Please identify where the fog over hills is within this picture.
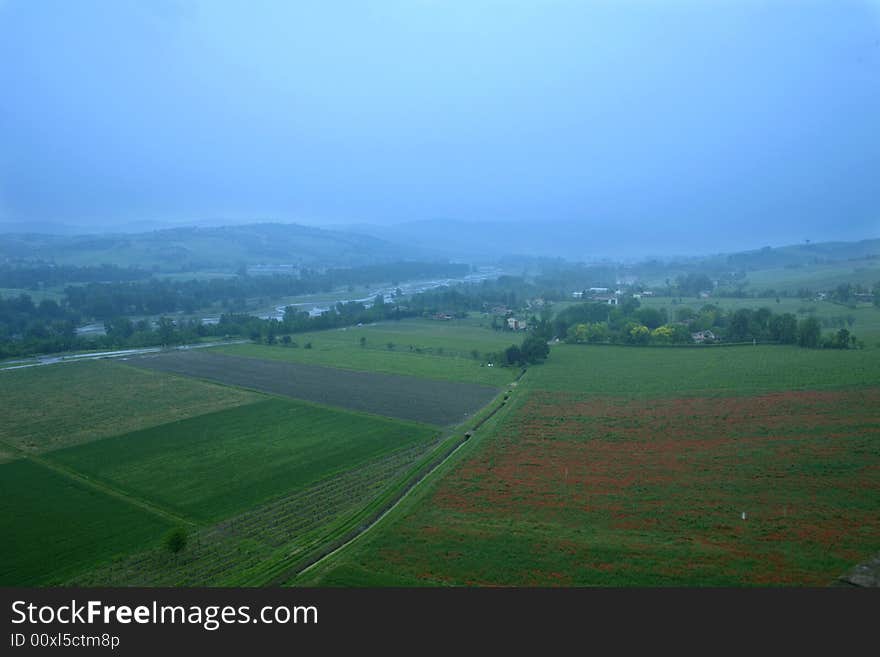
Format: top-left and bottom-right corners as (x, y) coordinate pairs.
(0, 222), (425, 270)
(333, 219), (879, 262)
(1, 217), (877, 272)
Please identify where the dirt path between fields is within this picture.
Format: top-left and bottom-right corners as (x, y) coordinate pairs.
(278, 368), (526, 585)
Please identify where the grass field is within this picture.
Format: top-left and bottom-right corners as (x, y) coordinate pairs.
(0, 286), (65, 303)
(0, 360), (261, 454)
(48, 398), (437, 523)
(8, 309), (878, 588)
(0, 446), (16, 464)
(212, 318), (518, 387)
(295, 344), (880, 587)
(70, 440), (441, 586)
(129, 350), (501, 426)
(634, 258), (880, 294)
(740, 260), (880, 293)
(527, 344), (880, 396)
(0, 459), (173, 585)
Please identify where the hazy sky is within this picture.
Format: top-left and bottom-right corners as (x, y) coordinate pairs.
(1, 0), (878, 246)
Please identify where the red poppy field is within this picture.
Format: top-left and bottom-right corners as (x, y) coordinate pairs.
(327, 387), (880, 586)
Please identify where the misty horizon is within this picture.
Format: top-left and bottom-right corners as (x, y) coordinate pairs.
(1, 1), (879, 256)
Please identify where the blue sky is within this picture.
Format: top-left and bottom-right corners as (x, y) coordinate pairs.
(0, 0), (878, 250)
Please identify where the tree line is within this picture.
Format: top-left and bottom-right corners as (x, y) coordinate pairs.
(0, 263), (151, 288)
(63, 262), (469, 318)
(556, 300), (859, 349)
(0, 261), (469, 358)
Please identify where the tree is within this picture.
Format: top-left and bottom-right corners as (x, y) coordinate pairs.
(504, 344), (523, 366)
(359, 336), (367, 348)
(164, 527), (188, 555)
(651, 325), (675, 343)
(635, 307), (666, 330)
(625, 323), (650, 345)
(264, 323), (277, 345)
(676, 273), (713, 297)
(833, 283), (852, 303)
(769, 313), (797, 344)
(833, 328), (851, 349)
(729, 309), (753, 341)
(675, 307), (696, 322)
(520, 334), (549, 363)
(156, 316), (176, 345)
(669, 323), (693, 344)
(797, 317), (821, 348)
(569, 322), (608, 344)
(104, 316), (134, 342)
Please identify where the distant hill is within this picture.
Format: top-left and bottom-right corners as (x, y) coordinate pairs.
(717, 239), (880, 269)
(0, 222), (422, 271)
(2, 218), (876, 272)
(338, 219), (880, 263)
(338, 219), (609, 262)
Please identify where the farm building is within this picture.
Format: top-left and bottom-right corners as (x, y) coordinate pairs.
(507, 317), (528, 330)
(691, 330), (716, 343)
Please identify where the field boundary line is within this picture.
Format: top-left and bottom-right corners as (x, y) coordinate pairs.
(282, 434), (472, 583)
(0, 438), (195, 528)
(283, 369), (526, 584)
(34, 455), (196, 527)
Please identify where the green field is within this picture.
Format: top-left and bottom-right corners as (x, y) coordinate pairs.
(295, 343), (880, 587)
(740, 260), (880, 293)
(0, 459), (173, 585)
(526, 343), (880, 396)
(0, 360), (261, 454)
(0, 444), (20, 464)
(49, 398), (437, 522)
(0, 287), (65, 303)
(69, 440), (440, 586)
(7, 305), (878, 588)
(1, 357), (444, 586)
(213, 318), (518, 386)
(633, 256), (880, 294)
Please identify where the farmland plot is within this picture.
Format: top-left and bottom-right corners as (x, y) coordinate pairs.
(0, 359), (261, 454)
(527, 344), (880, 396)
(214, 317), (516, 387)
(128, 350), (499, 426)
(0, 459), (173, 585)
(310, 387), (880, 586)
(70, 440), (440, 586)
(49, 398), (437, 523)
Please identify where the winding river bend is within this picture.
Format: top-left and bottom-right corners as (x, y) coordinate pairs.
(204, 265), (502, 323)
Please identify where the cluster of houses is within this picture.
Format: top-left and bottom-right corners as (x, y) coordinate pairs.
(571, 287), (621, 305)
(691, 330), (716, 343)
